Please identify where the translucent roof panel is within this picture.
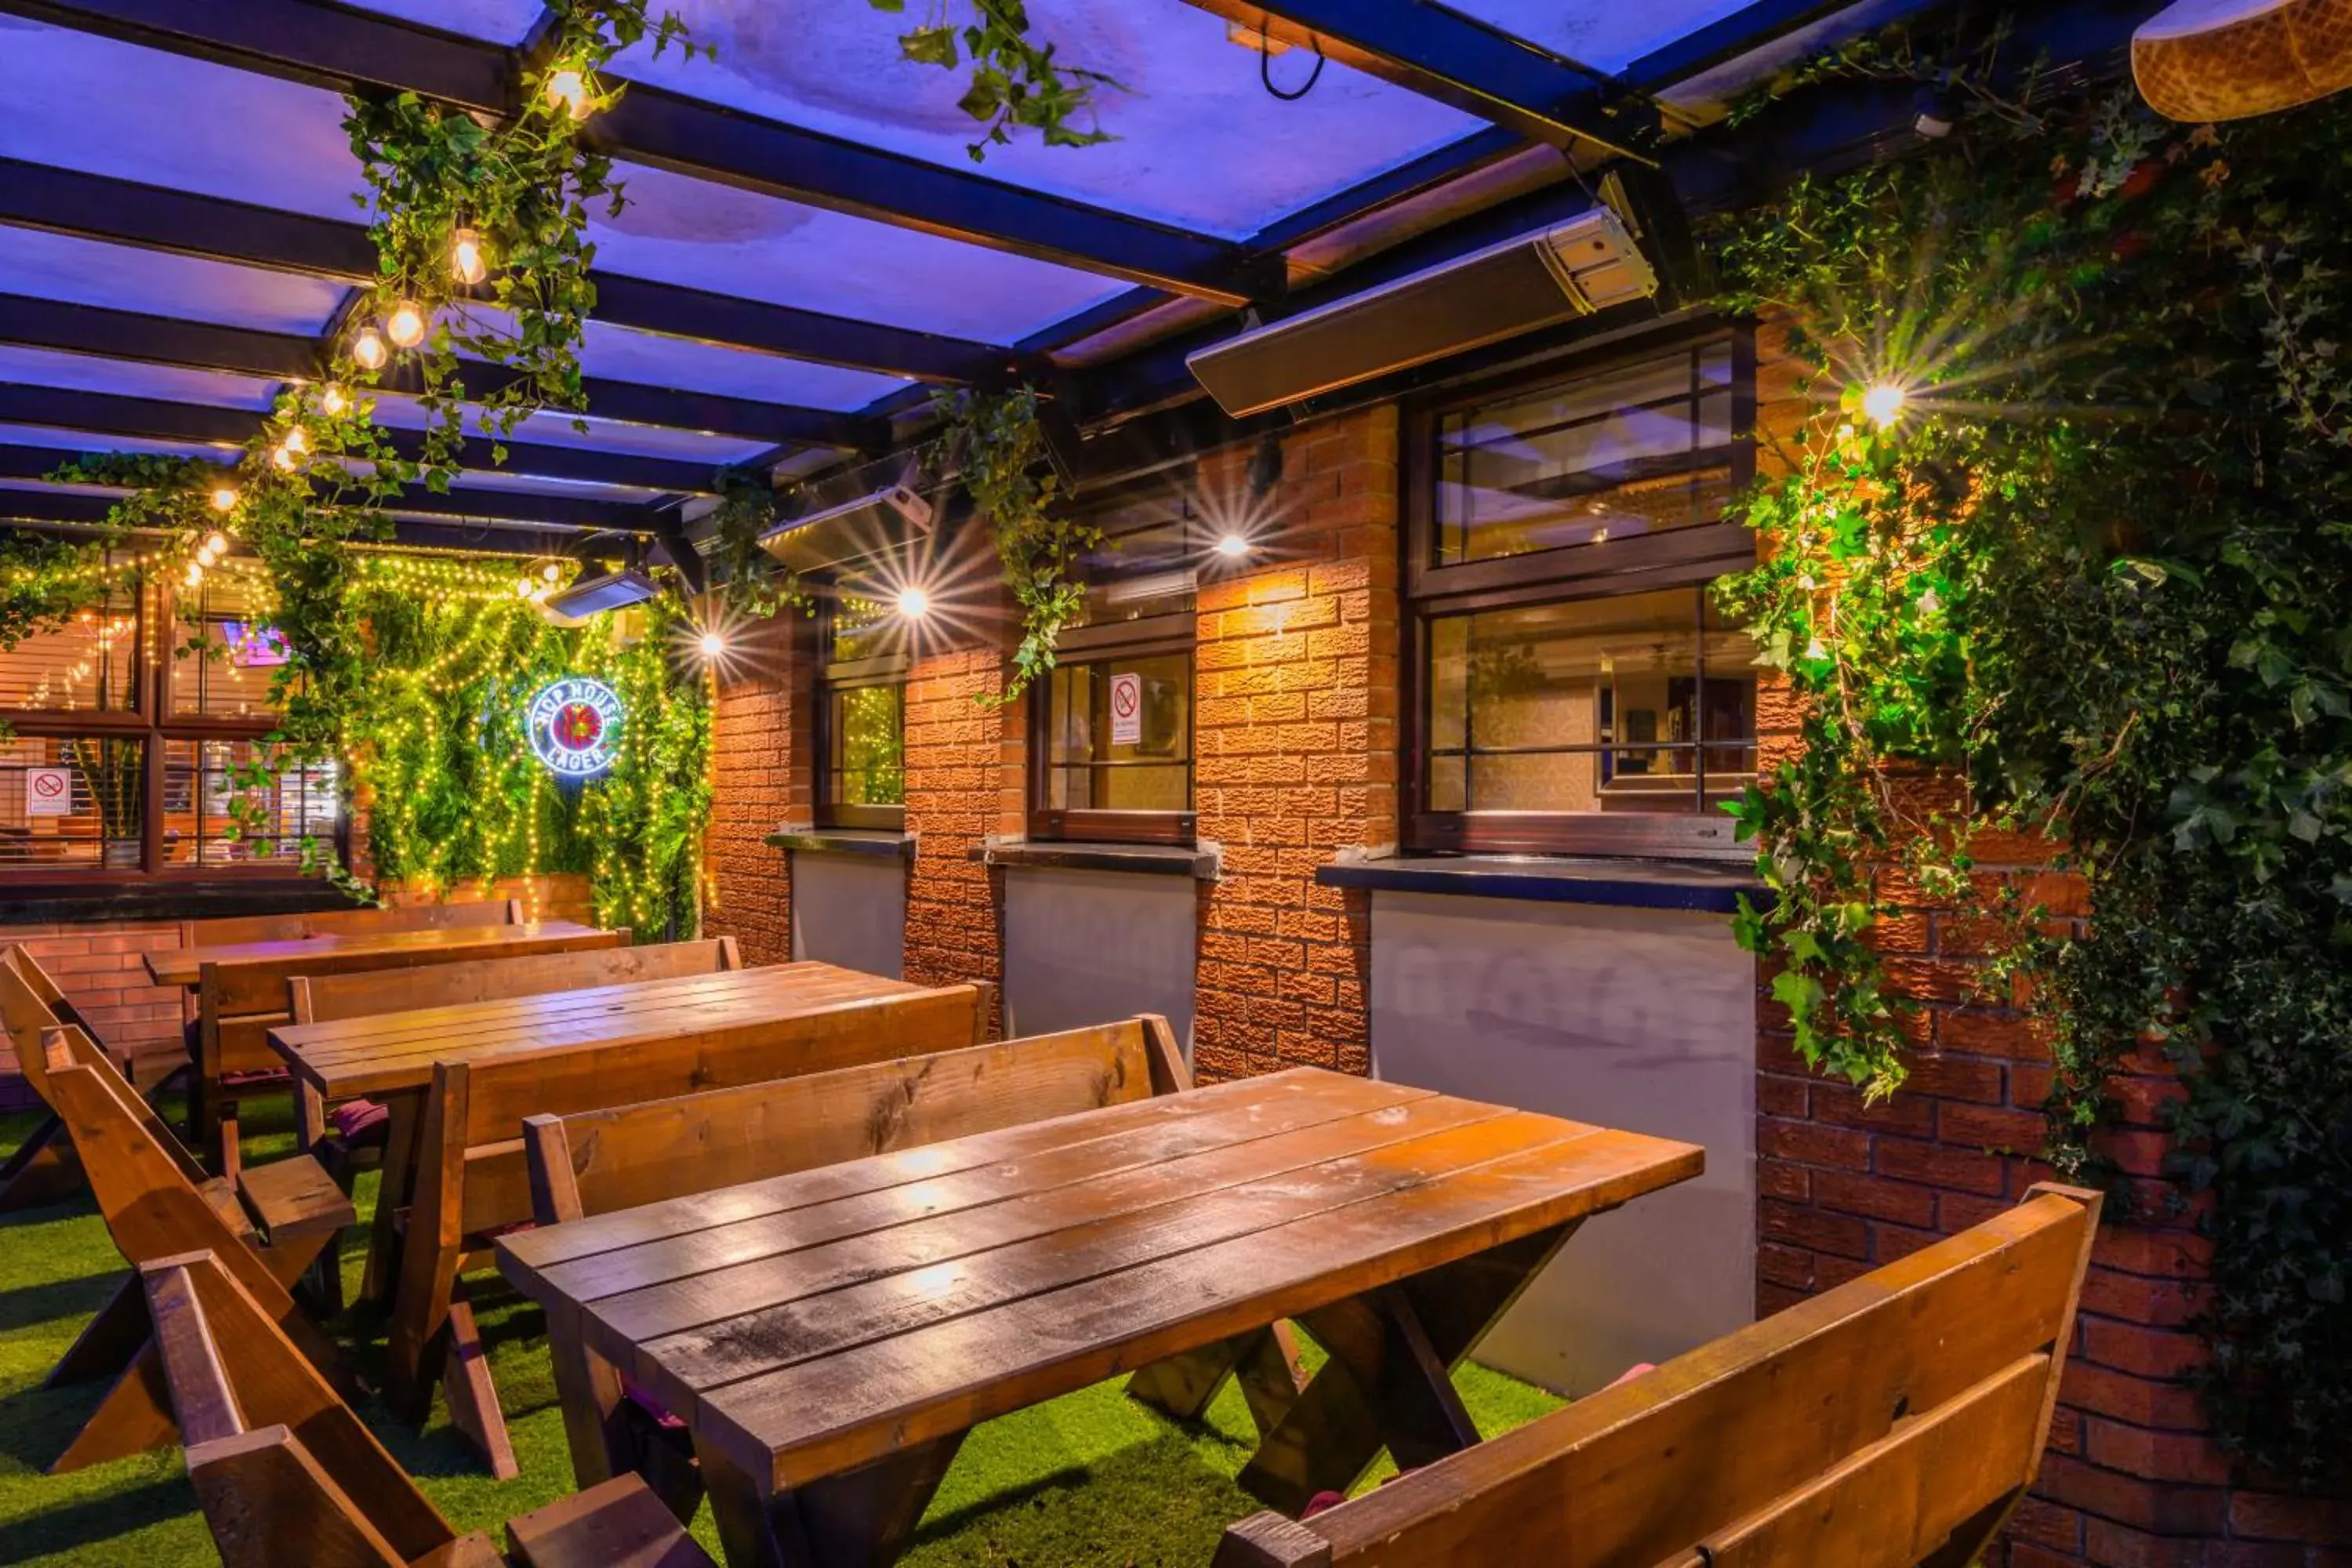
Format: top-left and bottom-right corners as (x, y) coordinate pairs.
(0, 345), (281, 411)
(1446, 0), (1767, 74)
(0, 227), (347, 336)
(0, 20), (362, 220)
(583, 164), (1127, 344)
(607, 0), (1486, 239)
(579, 321), (909, 410)
(336, 0), (546, 45)
(366, 394), (772, 465)
(445, 469), (667, 504)
(0, 424), (230, 461)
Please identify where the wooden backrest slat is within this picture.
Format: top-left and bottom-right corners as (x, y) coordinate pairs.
(144, 1249), (456, 1563)
(185, 898), (521, 953)
(142, 1260), (245, 1447)
(0, 947), (68, 1104)
(1236, 1185), (2101, 1568)
(455, 984), (990, 1148)
(184, 1428), (412, 1568)
(535, 1015), (1179, 1223)
(47, 1023), (210, 1188)
(289, 938), (737, 1027)
(204, 927), (626, 1017)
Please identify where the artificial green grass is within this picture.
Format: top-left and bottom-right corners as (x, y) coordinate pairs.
(0, 1100), (1565, 1566)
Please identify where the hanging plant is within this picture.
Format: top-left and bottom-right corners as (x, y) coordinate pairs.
(928, 386), (1097, 705)
(706, 467), (814, 621)
(868, 0), (1123, 159)
(339, 1), (703, 478)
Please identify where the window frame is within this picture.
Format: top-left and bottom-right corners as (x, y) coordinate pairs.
(1401, 324), (1762, 862)
(811, 592), (910, 833)
(0, 560), (347, 884)
(1024, 486), (1202, 848)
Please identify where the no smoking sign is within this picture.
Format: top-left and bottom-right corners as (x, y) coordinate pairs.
(1109, 670), (1142, 746)
(25, 766), (72, 817)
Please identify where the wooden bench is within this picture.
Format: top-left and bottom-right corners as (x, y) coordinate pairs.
(34, 1024), (355, 1475)
(1213, 1183), (2103, 1568)
(0, 944), (111, 1211)
(285, 936), (743, 1188)
(142, 1248), (713, 1568)
(387, 979), (997, 1478)
(515, 1014), (1207, 1520)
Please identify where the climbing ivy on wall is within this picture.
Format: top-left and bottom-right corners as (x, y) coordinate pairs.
(1711, 68), (2352, 1482)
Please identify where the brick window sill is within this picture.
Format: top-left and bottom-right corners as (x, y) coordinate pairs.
(970, 838), (1222, 880)
(1314, 853), (1763, 915)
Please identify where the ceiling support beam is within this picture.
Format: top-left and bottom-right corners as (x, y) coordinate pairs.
(0, 0), (1270, 305)
(0, 160), (1014, 385)
(0, 489), (612, 557)
(0, 442), (657, 532)
(0, 294), (884, 451)
(1174, 1), (1657, 162)
(0, 382), (722, 494)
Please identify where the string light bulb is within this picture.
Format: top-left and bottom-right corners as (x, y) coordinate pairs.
(385, 301), (426, 348)
(271, 441), (300, 473)
(449, 227), (488, 286)
(320, 383), (348, 416)
(281, 426), (310, 458)
(204, 532), (228, 555)
(183, 561), (204, 588)
(208, 486), (239, 513)
(541, 562), (561, 583)
(351, 328), (388, 371)
(544, 67), (592, 120)
(1861, 383), (1907, 430)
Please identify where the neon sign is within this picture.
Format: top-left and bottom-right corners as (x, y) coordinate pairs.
(525, 676), (623, 779)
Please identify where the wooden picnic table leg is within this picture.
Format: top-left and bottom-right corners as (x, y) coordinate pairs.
(360, 1089), (423, 1306)
(1128, 1322), (1308, 1439)
(0, 1112), (84, 1212)
(543, 1308), (708, 1525)
(1235, 1221), (1580, 1515)
(695, 1431), (966, 1568)
(43, 1272), (147, 1387)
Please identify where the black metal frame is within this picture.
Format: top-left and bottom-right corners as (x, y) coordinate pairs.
(811, 596), (909, 833)
(1399, 321), (1760, 860)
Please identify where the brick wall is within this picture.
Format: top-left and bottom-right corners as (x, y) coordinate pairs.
(0, 921), (184, 1105)
(901, 638), (1022, 1004)
(703, 610), (805, 965)
(1190, 405), (1401, 1083)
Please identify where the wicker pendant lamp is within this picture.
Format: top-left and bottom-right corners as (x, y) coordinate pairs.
(2135, 0), (2352, 120)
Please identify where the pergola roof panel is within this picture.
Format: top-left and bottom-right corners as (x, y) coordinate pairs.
(0, 343), (281, 411)
(335, 0), (545, 45)
(601, 0), (1486, 241)
(575, 320), (910, 412)
(363, 391), (771, 466)
(1448, 0), (1783, 74)
(0, 226), (347, 336)
(0, 423), (228, 462)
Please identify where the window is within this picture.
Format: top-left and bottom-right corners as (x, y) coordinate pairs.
(0, 553), (344, 883)
(1406, 332), (1765, 859)
(1029, 491), (1198, 845)
(813, 593), (907, 831)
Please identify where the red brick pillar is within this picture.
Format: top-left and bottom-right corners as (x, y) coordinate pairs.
(901, 637), (1022, 996)
(702, 608), (808, 964)
(1192, 405), (1402, 1083)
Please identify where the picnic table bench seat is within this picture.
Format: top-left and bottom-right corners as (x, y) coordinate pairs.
(141, 1247), (714, 1568)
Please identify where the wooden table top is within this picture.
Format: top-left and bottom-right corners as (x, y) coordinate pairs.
(145, 920), (611, 989)
(497, 1066), (1703, 1495)
(268, 960), (924, 1099)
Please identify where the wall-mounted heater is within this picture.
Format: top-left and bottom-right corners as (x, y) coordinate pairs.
(1185, 206), (1659, 419)
(537, 567), (659, 627)
(757, 484), (935, 575)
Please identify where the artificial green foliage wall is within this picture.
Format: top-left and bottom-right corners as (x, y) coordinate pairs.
(1714, 78), (2352, 1481)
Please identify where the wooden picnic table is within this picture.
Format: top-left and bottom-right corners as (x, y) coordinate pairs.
(496, 1065), (1704, 1568)
(270, 960), (924, 1305)
(143, 919), (615, 989)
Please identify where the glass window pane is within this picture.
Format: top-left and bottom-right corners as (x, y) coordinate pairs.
(0, 735), (143, 868)
(1047, 652), (1192, 814)
(1436, 341), (1737, 565)
(172, 572), (283, 720)
(162, 739), (338, 866)
(1421, 586), (1756, 817)
(828, 593), (900, 665)
(1072, 494), (1199, 629)
(0, 570), (143, 713)
(826, 682), (905, 808)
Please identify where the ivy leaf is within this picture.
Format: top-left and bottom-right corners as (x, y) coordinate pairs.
(900, 25), (960, 67)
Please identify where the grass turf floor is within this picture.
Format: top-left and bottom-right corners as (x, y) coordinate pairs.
(0, 1097), (1566, 1566)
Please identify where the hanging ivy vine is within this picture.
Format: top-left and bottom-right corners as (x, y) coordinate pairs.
(867, 0), (1123, 160)
(928, 386), (1098, 704)
(1711, 60), (2352, 1482)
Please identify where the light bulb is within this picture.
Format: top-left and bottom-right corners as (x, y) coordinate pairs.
(208, 486), (239, 513)
(204, 532), (228, 554)
(449, 227), (487, 286)
(698, 631), (725, 659)
(351, 329), (387, 371)
(515, 577), (535, 598)
(271, 441), (299, 473)
(1214, 532), (1251, 559)
(385, 302), (426, 348)
(1861, 383), (1907, 429)
(544, 67), (591, 120)
(320, 383), (348, 416)
(281, 425), (310, 457)
(184, 561), (204, 587)
(541, 562), (561, 583)
(196, 544), (217, 568)
(896, 586), (931, 619)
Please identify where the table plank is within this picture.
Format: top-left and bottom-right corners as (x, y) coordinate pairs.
(145, 921), (610, 989)
(624, 1104), (1570, 1398)
(702, 1123), (1700, 1489)
(513, 1072), (1424, 1305)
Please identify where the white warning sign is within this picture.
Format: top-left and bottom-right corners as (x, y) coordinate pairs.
(1109, 670), (1143, 747)
(25, 767), (72, 817)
